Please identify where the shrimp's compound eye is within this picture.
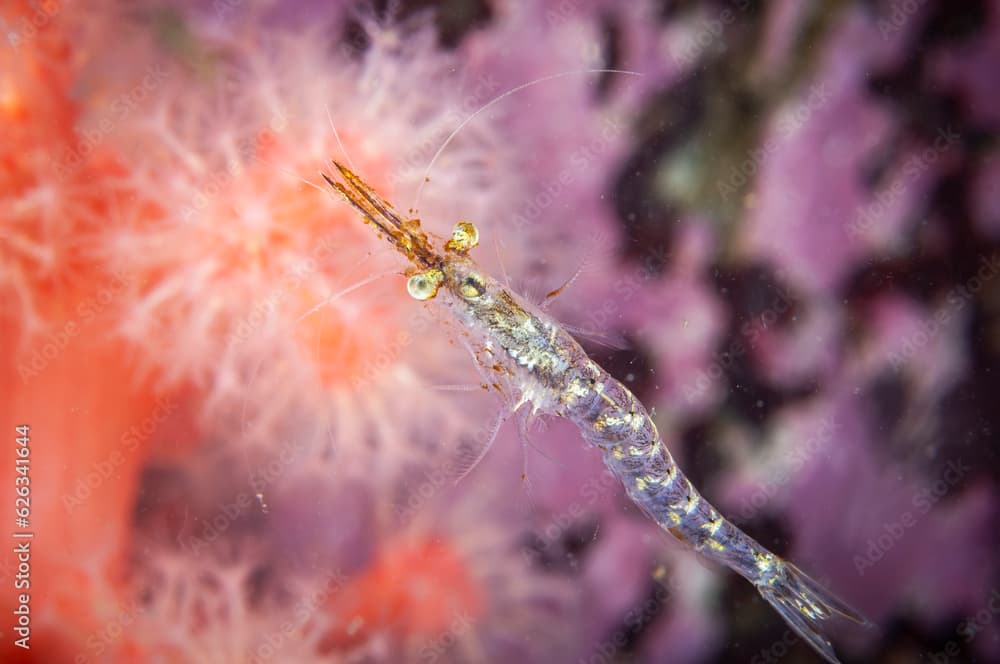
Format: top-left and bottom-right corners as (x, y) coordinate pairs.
(459, 274), (486, 299)
(406, 269), (444, 300)
(445, 221), (480, 254)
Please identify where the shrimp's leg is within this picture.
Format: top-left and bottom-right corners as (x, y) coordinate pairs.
(541, 229), (612, 309)
(541, 258), (589, 311)
(453, 405), (512, 484)
(450, 337), (514, 484)
(560, 322), (629, 351)
(493, 236), (512, 289)
(539, 239), (628, 350)
(516, 411), (559, 466)
(431, 383), (485, 392)
(516, 410), (540, 508)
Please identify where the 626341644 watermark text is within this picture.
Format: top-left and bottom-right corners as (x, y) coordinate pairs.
(12, 425), (33, 650)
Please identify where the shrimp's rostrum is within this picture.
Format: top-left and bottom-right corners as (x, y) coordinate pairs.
(324, 161), (870, 664)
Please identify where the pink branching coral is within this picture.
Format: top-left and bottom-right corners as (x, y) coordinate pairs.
(126, 438), (575, 664)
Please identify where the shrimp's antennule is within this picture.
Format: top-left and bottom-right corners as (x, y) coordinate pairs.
(322, 161), (441, 270)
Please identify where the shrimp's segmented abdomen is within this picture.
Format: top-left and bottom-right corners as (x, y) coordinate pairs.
(570, 367), (868, 663)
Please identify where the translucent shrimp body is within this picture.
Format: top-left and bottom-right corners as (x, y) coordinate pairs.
(324, 162), (868, 664)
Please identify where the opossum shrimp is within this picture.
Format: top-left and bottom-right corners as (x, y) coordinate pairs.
(322, 161), (870, 664)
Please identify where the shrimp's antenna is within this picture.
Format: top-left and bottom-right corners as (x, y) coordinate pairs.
(240, 266), (397, 439)
(325, 103), (358, 172)
(293, 269), (399, 325)
(412, 68), (643, 211)
(253, 156), (329, 195)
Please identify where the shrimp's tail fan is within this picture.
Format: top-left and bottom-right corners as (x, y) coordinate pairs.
(756, 561), (871, 664)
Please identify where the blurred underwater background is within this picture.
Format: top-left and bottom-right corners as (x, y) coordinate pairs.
(1, 0), (999, 662)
